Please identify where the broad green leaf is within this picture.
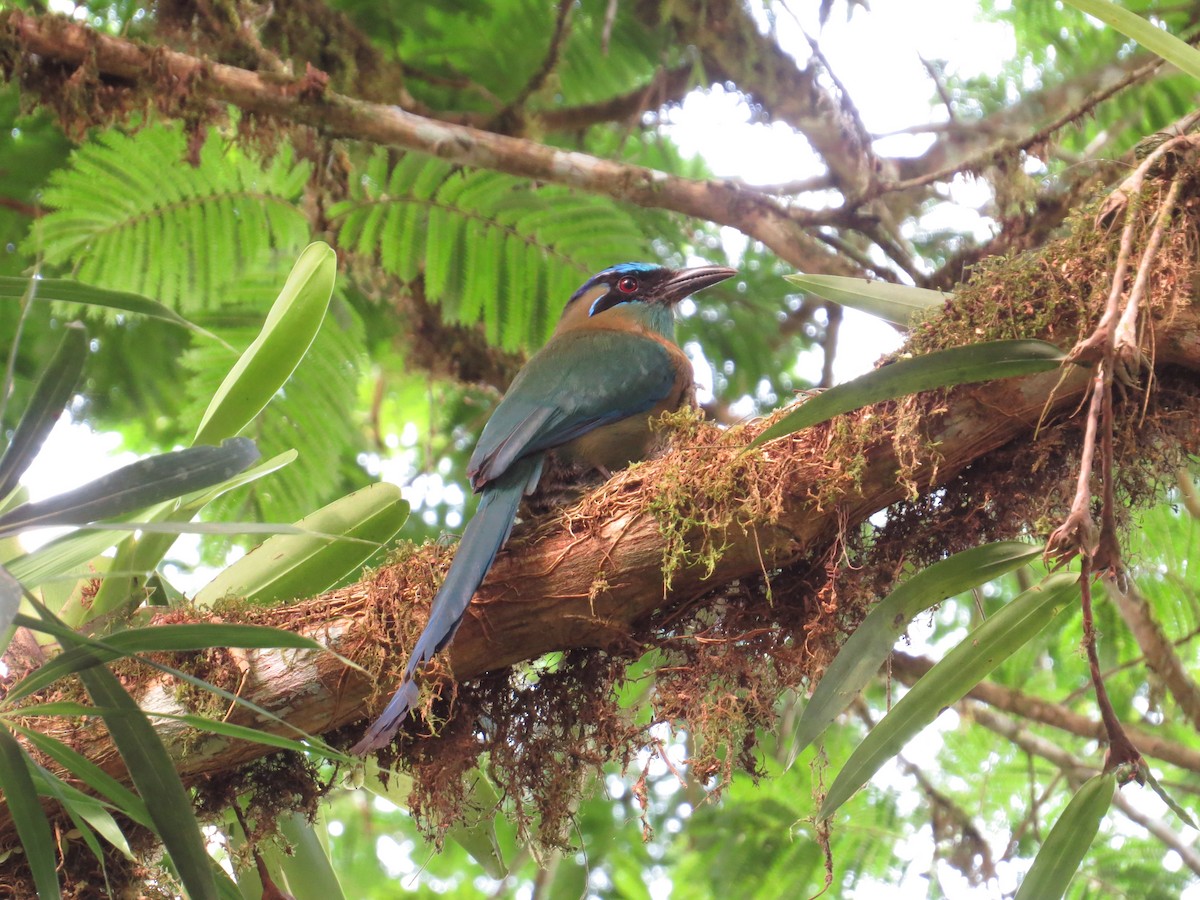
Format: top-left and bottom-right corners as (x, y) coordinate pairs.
(0, 321), (87, 501)
(4, 519), (156, 589)
(1014, 772), (1115, 900)
(75, 661), (217, 900)
(784, 274), (948, 326)
(0, 438), (260, 535)
(751, 340), (1066, 449)
(1063, 0), (1200, 81)
(786, 541), (1041, 766)
(0, 277), (229, 347)
(193, 242), (336, 446)
(194, 482), (409, 607)
(820, 572), (1079, 819)
(6, 622), (327, 703)
(0, 724), (61, 899)
(277, 812), (348, 900)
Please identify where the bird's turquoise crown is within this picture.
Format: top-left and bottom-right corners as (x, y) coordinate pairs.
(567, 261), (661, 307)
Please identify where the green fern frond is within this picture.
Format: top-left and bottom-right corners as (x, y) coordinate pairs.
(330, 149), (648, 349)
(30, 125), (312, 313)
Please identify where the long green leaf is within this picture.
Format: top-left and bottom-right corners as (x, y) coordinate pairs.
(1015, 773), (1115, 900)
(9, 611), (355, 761)
(0, 321), (88, 501)
(820, 572), (1079, 819)
(12, 726), (153, 828)
(786, 541), (1041, 766)
(32, 765), (135, 860)
(32, 766), (115, 895)
(6, 622), (328, 704)
(194, 482), (408, 607)
(75, 662), (217, 900)
(0, 564), (20, 644)
(784, 274), (948, 326)
(193, 242), (336, 445)
(750, 340), (1066, 450)
(277, 812), (348, 900)
(1063, 0), (1200, 80)
(0, 277), (228, 347)
(0, 438), (260, 535)
(81, 450), (296, 622)
(0, 724), (62, 899)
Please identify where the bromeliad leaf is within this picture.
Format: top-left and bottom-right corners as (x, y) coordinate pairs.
(0, 438), (260, 536)
(820, 572), (1080, 819)
(1014, 772), (1115, 900)
(750, 339), (1066, 450)
(786, 541), (1041, 767)
(784, 274), (949, 326)
(0, 322), (87, 502)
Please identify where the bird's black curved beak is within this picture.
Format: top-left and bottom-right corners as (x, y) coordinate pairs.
(660, 265), (737, 305)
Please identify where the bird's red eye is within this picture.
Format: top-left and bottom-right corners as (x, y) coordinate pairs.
(617, 276), (639, 294)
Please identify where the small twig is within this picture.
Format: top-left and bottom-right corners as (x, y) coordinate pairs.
(919, 55), (956, 123)
(1091, 359), (1122, 577)
(882, 52), (1174, 195)
(601, 0), (619, 55)
(802, 31), (878, 201)
(819, 303), (842, 389)
(502, 0), (574, 115)
(1105, 579), (1200, 731)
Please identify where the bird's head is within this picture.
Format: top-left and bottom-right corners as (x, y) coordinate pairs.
(558, 262), (736, 336)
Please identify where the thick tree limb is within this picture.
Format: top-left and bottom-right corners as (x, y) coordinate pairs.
(4, 299), (1193, 824)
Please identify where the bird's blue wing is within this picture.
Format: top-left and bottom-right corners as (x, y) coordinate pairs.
(469, 329), (676, 487)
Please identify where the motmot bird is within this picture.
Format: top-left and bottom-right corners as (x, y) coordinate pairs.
(352, 262), (736, 753)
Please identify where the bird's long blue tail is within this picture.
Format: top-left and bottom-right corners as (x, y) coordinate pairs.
(352, 454), (542, 753)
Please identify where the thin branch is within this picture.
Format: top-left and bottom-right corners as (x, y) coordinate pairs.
(884, 52), (1172, 194)
(1105, 579), (1200, 731)
(537, 63), (694, 131)
(501, 0), (574, 116)
(891, 652), (1200, 774)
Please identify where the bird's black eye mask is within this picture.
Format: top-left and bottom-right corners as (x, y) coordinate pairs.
(589, 275), (640, 317)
